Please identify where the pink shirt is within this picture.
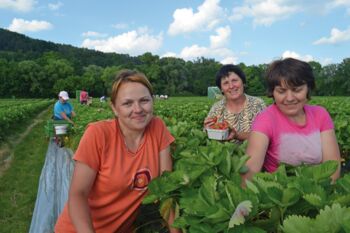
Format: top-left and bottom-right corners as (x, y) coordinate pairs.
(251, 104), (334, 172)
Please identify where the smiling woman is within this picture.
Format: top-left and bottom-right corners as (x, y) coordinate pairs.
(203, 64), (265, 144)
(244, 57), (341, 183)
(54, 70), (181, 233)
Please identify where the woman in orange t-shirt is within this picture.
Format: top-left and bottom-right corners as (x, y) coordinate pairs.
(55, 70), (180, 233)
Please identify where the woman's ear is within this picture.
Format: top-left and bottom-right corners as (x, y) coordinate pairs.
(110, 103), (118, 117)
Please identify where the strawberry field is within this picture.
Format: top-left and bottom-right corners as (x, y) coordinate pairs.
(0, 96), (350, 232)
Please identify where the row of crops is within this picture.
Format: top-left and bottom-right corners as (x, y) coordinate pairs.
(0, 99), (54, 142)
(66, 96), (350, 233)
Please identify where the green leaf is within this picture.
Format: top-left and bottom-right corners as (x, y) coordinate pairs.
(198, 176), (217, 206)
(296, 160), (338, 183)
(336, 173), (350, 193)
(218, 152), (232, 177)
(142, 193), (158, 204)
(282, 215), (314, 233)
(314, 203), (350, 233)
(266, 187), (300, 207)
(234, 155), (250, 173)
(245, 179), (259, 195)
(206, 206), (230, 224)
(333, 194), (350, 206)
(303, 193), (323, 208)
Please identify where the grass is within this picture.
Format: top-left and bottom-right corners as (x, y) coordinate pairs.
(0, 110), (51, 233)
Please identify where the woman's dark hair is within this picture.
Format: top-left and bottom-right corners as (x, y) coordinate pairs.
(215, 64), (246, 89)
(266, 58), (315, 99)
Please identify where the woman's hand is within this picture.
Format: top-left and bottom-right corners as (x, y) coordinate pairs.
(226, 127), (237, 141)
(203, 116), (217, 128)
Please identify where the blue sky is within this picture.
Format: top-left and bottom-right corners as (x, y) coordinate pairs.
(1, 0), (350, 66)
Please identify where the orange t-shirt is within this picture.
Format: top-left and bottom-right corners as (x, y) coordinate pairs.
(54, 117), (175, 233)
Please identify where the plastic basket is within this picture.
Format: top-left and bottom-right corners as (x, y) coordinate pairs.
(206, 128), (229, 140)
(45, 120), (72, 137)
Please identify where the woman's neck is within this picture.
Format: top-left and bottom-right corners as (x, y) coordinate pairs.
(118, 120), (145, 153)
(225, 94), (246, 114)
(287, 111), (306, 126)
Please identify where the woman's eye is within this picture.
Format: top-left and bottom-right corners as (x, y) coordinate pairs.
(141, 99), (150, 103)
(123, 102), (132, 106)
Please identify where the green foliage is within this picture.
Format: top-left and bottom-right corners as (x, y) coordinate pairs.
(2, 28), (350, 99)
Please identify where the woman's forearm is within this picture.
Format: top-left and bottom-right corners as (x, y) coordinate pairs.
(68, 193), (95, 233)
(167, 208), (181, 233)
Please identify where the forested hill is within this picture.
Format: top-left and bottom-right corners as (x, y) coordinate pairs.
(0, 28), (349, 98)
(0, 28), (138, 71)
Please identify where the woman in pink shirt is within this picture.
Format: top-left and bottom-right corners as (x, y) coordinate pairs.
(244, 58), (341, 182)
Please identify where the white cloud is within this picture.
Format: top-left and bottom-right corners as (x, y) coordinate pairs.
(81, 30), (163, 56)
(0, 0), (36, 12)
(210, 26), (231, 48)
(220, 56), (239, 64)
(161, 52), (178, 58)
(7, 18), (53, 33)
(168, 0), (223, 35)
(179, 44), (237, 62)
(48, 1), (63, 10)
(180, 45), (210, 59)
(326, 0), (350, 14)
(172, 25), (237, 63)
(282, 50), (314, 62)
(313, 27), (350, 45)
(82, 31), (108, 38)
(230, 0), (300, 26)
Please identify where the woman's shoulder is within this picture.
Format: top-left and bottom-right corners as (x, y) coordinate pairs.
(149, 116), (166, 127)
(255, 104), (276, 118)
(304, 104), (329, 116)
(211, 98), (225, 109)
(246, 94), (265, 104)
(86, 119), (116, 133)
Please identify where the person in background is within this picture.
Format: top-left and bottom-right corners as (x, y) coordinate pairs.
(54, 70), (180, 233)
(54, 90), (75, 125)
(80, 89), (89, 105)
(244, 57), (341, 182)
(204, 64), (266, 143)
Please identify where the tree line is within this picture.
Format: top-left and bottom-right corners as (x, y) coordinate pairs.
(0, 28), (349, 98)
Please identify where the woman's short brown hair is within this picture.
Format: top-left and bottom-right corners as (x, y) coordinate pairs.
(110, 70), (154, 105)
(266, 57), (315, 99)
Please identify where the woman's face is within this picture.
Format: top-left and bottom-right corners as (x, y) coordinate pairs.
(273, 80), (308, 118)
(112, 82), (153, 132)
(220, 72), (244, 101)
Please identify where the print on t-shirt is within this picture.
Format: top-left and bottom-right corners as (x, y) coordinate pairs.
(279, 131), (322, 166)
(131, 168), (152, 191)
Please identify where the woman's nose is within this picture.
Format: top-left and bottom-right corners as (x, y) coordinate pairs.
(286, 90), (295, 101)
(133, 102), (142, 112)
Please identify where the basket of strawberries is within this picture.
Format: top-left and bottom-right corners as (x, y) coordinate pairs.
(205, 116), (230, 140)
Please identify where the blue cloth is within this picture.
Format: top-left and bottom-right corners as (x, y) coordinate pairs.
(54, 101), (74, 120)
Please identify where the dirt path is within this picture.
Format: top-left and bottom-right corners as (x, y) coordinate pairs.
(0, 107), (50, 176)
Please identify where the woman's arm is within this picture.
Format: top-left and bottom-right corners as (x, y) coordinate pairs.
(68, 161), (97, 233)
(226, 129), (249, 141)
(60, 111), (74, 124)
(159, 147), (181, 233)
(321, 129), (341, 181)
(243, 131), (269, 181)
